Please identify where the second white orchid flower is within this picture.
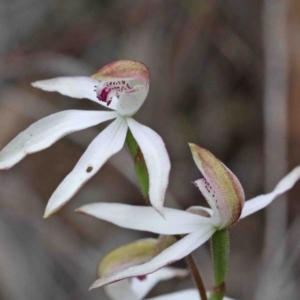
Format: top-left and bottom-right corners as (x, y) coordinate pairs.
(97, 238), (234, 300)
(0, 60), (170, 217)
(77, 144), (300, 289)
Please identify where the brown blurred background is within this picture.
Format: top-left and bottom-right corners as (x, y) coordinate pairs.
(0, 0), (300, 299)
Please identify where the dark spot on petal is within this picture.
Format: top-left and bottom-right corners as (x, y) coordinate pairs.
(137, 275), (147, 281)
(86, 166), (93, 173)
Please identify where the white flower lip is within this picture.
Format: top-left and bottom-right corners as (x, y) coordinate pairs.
(0, 61), (170, 217)
(76, 162), (300, 289)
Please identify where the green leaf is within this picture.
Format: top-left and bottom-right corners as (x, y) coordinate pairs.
(125, 129), (149, 204)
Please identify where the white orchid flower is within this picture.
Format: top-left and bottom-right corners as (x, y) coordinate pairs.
(77, 144), (300, 289)
(96, 237), (235, 300)
(0, 60), (170, 217)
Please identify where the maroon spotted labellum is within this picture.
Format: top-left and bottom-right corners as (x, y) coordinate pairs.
(91, 60), (150, 114)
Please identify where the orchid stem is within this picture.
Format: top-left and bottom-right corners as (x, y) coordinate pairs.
(209, 229), (229, 300)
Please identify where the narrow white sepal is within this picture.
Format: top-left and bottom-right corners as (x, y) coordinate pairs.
(0, 110), (118, 170)
(127, 118), (171, 214)
(89, 226), (215, 289)
(241, 166), (300, 218)
(44, 117), (128, 218)
(32, 76), (117, 109)
(76, 203), (212, 235)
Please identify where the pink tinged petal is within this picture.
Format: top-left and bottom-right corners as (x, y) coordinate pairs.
(189, 144), (245, 229)
(44, 117), (128, 218)
(0, 110), (118, 170)
(127, 118), (171, 213)
(31, 77), (117, 108)
(91, 60), (150, 116)
(89, 226), (215, 290)
(241, 166), (300, 219)
(131, 267), (189, 299)
(76, 203), (212, 235)
(194, 179), (221, 226)
(92, 60), (149, 83)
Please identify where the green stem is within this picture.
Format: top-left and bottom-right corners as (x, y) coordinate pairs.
(209, 230), (229, 300)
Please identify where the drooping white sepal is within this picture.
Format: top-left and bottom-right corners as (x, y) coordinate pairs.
(0, 110), (118, 170)
(127, 118), (170, 214)
(241, 166), (300, 218)
(44, 117), (128, 218)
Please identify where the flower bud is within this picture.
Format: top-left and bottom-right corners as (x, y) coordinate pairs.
(98, 238), (156, 278)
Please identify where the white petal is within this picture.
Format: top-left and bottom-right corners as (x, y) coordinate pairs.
(146, 289), (200, 300)
(127, 118), (171, 213)
(0, 110), (118, 170)
(76, 203), (212, 235)
(104, 281), (139, 300)
(241, 166), (300, 218)
(89, 226), (215, 289)
(131, 267), (188, 299)
(147, 290), (236, 300)
(44, 117), (128, 217)
(194, 179), (221, 226)
(32, 77), (117, 109)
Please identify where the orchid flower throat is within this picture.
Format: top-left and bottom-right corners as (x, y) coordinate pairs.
(94, 80), (136, 106)
(91, 60), (150, 117)
(189, 144), (245, 229)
